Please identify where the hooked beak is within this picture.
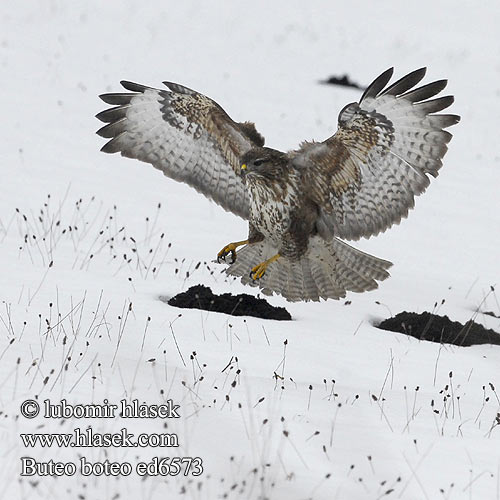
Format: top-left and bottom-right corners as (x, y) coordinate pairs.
(241, 163), (247, 170)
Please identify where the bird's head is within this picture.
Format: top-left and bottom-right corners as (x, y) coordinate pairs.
(240, 147), (286, 178)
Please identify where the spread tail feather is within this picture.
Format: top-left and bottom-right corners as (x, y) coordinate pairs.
(226, 236), (392, 302)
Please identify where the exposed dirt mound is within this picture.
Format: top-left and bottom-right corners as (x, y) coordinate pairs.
(166, 285), (292, 321)
(377, 311), (500, 346)
(320, 74), (364, 90)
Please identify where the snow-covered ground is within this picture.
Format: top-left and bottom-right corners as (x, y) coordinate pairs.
(1, 2), (499, 499)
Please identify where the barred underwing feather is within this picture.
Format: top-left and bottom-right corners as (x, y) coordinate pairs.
(97, 81), (265, 219)
(291, 67), (460, 241)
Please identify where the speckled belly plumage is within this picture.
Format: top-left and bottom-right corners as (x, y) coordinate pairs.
(247, 176), (295, 247)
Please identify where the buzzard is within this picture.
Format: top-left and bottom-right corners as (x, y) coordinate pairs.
(97, 68), (459, 302)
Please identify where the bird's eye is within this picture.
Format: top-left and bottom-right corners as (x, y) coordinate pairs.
(253, 158), (267, 167)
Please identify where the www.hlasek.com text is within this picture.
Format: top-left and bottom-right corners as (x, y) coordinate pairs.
(21, 426), (179, 448)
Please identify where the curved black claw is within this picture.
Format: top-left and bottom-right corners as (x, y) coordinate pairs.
(249, 269), (264, 281)
(217, 249), (236, 264)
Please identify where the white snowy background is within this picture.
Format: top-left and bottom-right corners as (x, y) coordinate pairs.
(1, 1), (499, 499)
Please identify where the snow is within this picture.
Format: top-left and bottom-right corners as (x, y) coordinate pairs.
(1, 1), (499, 499)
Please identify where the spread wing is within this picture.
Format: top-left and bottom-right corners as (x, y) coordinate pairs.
(96, 81), (265, 219)
(291, 68), (460, 240)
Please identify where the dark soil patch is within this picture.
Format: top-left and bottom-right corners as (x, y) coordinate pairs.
(484, 310), (500, 319)
(377, 311), (500, 347)
(166, 285), (291, 321)
(320, 74), (364, 90)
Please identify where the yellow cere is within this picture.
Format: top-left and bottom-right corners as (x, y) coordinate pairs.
(241, 164), (247, 170)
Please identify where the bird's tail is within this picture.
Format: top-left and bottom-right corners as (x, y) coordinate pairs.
(226, 236), (392, 302)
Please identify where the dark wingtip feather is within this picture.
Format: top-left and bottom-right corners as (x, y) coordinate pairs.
(99, 93), (113, 103)
(99, 93), (134, 105)
(100, 135), (124, 154)
(100, 142), (114, 153)
(95, 106), (128, 123)
(360, 67), (394, 102)
(95, 110), (106, 123)
(96, 119), (126, 139)
(415, 95), (455, 114)
(430, 114), (461, 129)
(120, 80), (149, 92)
(402, 79), (448, 102)
(381, 67), (427, 96)
(96, 124), (108, 138)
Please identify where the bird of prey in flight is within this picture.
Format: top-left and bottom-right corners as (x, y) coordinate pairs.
(97, 67), (459, 302)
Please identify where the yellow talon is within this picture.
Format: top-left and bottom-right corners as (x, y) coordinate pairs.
(217, 240), (248, 264)
(250, 254), (280, 280)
